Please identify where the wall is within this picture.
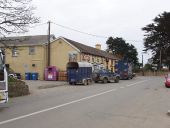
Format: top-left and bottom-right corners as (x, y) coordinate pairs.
(5, 45), (46, 80)
(50, 39), (80, 71)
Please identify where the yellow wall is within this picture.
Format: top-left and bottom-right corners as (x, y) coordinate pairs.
(4, 38), (117, 80)
(5, 45), (46, 80)
(50, 39), (80, 71)
(108, 59), (116, 72)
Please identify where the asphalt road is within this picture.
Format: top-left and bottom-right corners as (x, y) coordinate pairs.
(0, 76), (170, 128)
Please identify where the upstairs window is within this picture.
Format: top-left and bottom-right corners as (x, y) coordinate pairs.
(29, 46), (35, 55)
(12, 47), (18, 57)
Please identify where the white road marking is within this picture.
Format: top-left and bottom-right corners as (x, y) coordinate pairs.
(0, 80), (148, 125)
(126, 80), (148, 87)
(120, 87), (125, 89)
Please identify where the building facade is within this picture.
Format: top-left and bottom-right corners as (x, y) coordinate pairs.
(1, 35), (118, 80)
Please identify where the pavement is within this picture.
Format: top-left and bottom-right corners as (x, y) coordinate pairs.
(24, 80), (68, 92)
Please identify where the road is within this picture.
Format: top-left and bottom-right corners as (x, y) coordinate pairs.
(0, 76), (170, 128)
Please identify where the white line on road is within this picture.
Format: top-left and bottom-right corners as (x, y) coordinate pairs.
(126, 80), (148, 87)
(0, 80), (148, 125)
(120, 87), (125, 89)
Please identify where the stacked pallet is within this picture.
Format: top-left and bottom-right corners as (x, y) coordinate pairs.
(58, 71), (67, 81)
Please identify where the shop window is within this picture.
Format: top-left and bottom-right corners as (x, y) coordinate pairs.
(29, 46), (35, 55)
(101, 58), (104, 63)
(92, 57), (94, 62)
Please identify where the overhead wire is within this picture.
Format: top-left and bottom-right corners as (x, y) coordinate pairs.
(51, 22), (108, 39)
(29, 22), (47, 28)
(27, 21), (143, 43)
(51, 21), (143, 42)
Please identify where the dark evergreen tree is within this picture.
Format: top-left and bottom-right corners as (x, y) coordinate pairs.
(142, 11), (170, 69)
(106, 37), (139, 66)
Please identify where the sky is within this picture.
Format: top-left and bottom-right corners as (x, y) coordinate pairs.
(20, 0), (170, 64)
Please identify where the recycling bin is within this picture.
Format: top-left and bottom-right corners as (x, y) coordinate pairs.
(45, 66), (58, 81)
(25, 72), (31, 80)
(31, 72), (38, 80)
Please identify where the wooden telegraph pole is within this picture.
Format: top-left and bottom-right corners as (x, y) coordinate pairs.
(47, 21), (51, 66)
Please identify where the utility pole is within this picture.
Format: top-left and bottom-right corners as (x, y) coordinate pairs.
(142, 54), (144, 76)
(47, 21), (51, 66)
(159, 47), (162, 70)
(142, 54), (143, 68)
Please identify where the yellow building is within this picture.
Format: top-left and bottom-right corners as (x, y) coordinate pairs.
(1, 35), (118, 80)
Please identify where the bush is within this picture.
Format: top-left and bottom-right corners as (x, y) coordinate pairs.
(8, 76), (30, 97)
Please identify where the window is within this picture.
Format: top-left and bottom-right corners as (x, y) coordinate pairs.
(12, 47), (18, 57)
(29, 46), (35, 55)
(69, 53), (77, 62)
(97, 58), (99, 62)
(101, 58), (104, 63)
(92, 57), (94, 62)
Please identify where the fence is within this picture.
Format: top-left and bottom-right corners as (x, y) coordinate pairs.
(137, 70), (169, 76)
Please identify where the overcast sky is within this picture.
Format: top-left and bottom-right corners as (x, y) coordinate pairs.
(21, 0), (170, 64)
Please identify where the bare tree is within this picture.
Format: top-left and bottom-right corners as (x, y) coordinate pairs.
(0, 0), (39, 36)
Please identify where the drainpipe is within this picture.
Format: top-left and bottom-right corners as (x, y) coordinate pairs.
(47, 21), (51, 66)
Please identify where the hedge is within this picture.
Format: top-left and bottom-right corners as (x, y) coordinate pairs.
(8, 77), (30, 97)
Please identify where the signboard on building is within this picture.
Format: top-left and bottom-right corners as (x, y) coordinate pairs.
(69, 51), (78, 62)
(82, 55), (90, 61)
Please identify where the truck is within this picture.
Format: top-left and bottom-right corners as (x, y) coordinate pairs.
(92, 69), (120, 83)
(67, 62), (93, 85)
(115, 60), (133, 80)
(0, 50), (8, 104)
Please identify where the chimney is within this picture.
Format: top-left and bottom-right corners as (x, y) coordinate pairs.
(95, 44), (101, 50)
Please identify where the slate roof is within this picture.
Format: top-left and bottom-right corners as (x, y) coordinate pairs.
(0, 35), (56, 47)
(62, 37), (117, 60)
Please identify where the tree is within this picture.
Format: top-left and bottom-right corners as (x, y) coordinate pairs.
(142, 11), (170, 69)
(0, 0), (39, 37)
(106, 37), (127, 57)
(106, 37), (139, 66)
(144, 63), (153, 71)
(125, 43), (139, 65)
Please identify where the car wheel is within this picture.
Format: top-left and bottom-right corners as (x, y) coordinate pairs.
(103, 78), (108, 84)
(84, 80), (88, 85)
(95, 81), (98, 83)
(87, 80), (92, 85)
(115, 77), (119, 83)
(165, 84), (170, 88)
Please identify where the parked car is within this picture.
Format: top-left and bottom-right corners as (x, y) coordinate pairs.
(8, 73), (21, 80)
(92, 69), (120, 83)
(165, 73), (170, 88)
